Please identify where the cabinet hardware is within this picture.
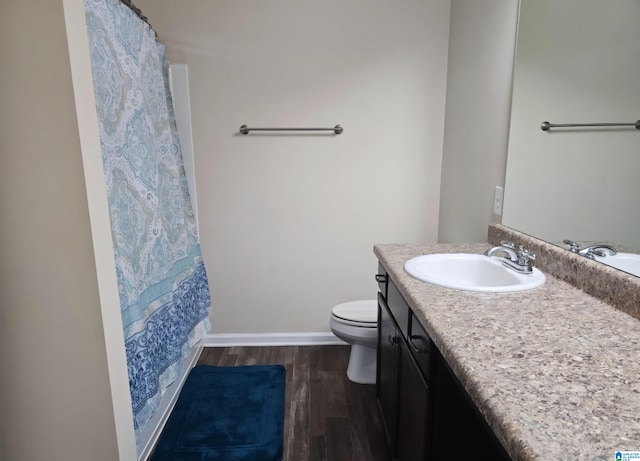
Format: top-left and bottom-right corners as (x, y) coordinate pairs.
(409, 335), (430, 353)
(375, 274), (387, 283)
(388, 334), (399, 346)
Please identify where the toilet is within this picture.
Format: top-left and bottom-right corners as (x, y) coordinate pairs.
(329, 300), (378, 385)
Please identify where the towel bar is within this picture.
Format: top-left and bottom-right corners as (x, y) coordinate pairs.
(239, 125), (343, 135)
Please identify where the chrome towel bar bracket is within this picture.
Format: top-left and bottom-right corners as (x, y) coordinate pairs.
(239, 125), (343, 135)
(541, 120), (640, 131)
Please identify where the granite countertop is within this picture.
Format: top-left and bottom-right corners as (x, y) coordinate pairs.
(375, 243), (640, 461)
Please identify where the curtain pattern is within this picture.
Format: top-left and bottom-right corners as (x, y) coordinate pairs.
(84, 0), (211, 441)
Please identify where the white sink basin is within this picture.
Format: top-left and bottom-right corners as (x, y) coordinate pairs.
(594, 252), (640, 277)
(404, 253), (546, 293)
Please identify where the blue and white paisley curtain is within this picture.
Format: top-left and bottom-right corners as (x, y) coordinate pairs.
(83, 0), (211, 441)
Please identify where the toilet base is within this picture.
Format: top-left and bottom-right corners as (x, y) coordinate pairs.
(346, 343), (377, 385)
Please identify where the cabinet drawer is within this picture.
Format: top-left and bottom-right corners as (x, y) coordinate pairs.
(387, 280), (410, 339)
(408, 313), (432, 382)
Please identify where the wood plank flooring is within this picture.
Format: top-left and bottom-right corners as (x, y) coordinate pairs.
(197, 345), (390, 461)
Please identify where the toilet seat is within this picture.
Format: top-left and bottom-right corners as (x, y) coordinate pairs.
(331, 300), (377, 328)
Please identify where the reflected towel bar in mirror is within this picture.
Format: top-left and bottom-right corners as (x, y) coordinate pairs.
(239, 125), (343, 135)
(541, 120), (640, 131)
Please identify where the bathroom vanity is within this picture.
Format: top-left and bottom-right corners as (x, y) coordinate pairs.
(376, 264), (509, 460)
(374, 234), (640, 460)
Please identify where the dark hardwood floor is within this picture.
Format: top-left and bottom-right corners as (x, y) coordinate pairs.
(197, 345), (390, 461)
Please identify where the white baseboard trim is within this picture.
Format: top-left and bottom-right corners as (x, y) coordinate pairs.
(203, 332), (346, 347)
(137, 340), (204, 461)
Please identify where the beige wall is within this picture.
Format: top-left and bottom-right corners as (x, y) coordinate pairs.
(0, 1), (121, 460)
(138, 0), (451, 334)
(438, 0), (519, 243)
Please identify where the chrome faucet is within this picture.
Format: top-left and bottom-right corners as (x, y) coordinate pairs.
(485, 241), (536, 274)
(563, 240), (617, 260)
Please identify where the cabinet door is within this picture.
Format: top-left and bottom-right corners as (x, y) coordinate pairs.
(432, 352), (511, 460)
(377, 293), (399, 453)
(397, 337), (431, 461)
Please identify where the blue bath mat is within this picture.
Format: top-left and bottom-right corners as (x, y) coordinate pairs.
(151, 364), (286, 461)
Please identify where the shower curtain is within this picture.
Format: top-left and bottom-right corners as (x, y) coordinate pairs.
(83, 0), (211, 442)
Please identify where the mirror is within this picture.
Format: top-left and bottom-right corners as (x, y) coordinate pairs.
(502, 0), (640, 276)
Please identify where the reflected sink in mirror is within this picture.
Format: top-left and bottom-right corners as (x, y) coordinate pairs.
(404, 253), (546, 293)
(594, 253), (640, 277)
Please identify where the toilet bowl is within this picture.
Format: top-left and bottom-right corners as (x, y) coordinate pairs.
(329, 300), (378, 385)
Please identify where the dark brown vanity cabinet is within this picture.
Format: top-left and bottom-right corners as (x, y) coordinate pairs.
(376, 271), (511, 461)
(431, 354), (510, 461)
(395, 331), (431, 461)
(376, 277), (431, 461)
(377, 292), (398, 451)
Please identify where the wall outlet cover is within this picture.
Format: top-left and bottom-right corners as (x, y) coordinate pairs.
(493, 186), (504, 216)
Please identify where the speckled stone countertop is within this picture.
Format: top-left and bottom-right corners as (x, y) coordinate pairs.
(374, 242), (640, 461)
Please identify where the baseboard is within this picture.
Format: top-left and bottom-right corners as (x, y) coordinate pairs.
(203, 332), (346, 347)
(137, 340), (204, 461)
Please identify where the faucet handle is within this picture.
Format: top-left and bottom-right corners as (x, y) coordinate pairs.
(500, 240), (515, 249)
(518, 246), (536, 261)
(516, 247), (536, 271)
(563, 239), (581, 253)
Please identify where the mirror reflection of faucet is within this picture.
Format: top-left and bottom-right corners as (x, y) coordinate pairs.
(485, 241), (536, 274)
(563, 239), (617, 260)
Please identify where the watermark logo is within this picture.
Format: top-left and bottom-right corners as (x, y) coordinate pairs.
(616, 452), (640, 461)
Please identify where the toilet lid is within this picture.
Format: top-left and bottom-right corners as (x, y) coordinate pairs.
(332, 300), (377, 324)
